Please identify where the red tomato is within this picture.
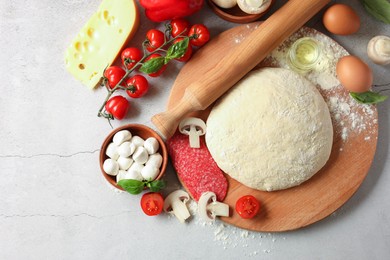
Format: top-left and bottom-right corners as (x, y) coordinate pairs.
(188, 24), (210, 47)
(103, 66), (126, 89)
(140, 192), (164, 216)
(146, 29), (165, 52)
(104, 95), (129, 120)
(126, 75), (149, 98)
(235, 195), (260, 219)
(174, 38), (192, 62)
(170, 18), (190, 38)
(121, 47), (143, 70)
(144, 53), (167, 77)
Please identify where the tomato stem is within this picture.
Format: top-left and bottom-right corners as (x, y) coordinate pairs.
(97, 24), (191, 122)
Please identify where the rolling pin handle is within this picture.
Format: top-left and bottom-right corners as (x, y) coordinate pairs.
(152, 88), (202, 139)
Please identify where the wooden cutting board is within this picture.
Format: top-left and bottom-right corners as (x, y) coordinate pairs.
(167, 23), (378, 232)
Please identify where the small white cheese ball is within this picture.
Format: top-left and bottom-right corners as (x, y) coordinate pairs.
(141, 164), (160, 181)
(144, 137), (160, 155)
(146, 153), (163, 169)
(105, 142), (119, 160)
(131, 135), (145, 148)
(118, 141), (136, 157)
(116, 170), (128, 183)
(126, 163), (144, 181)
(117, 156), (134, 170)
(103, 158), (119, 176)
(113, 130), (132, 146)
(132, 146), (149, 164)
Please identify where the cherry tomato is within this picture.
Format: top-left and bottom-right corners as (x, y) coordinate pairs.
(126, 75), (149, 98)
(170, 18), (190, 38)
(121, 47), (143, 70)
(144, 53), (167, 77)
(140, 192), (164, 216)
(235, 195), (260, 219)
(103, 66), (126, 89)
(174, 38), (192, 62)
(105, 95), (129, 120)
(188, 24), (210, 47)
(146, 29), (165, 52)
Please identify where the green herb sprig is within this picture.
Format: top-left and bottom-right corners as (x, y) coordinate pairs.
(117, 179), (166, 195)
(360, 0), (390, 24)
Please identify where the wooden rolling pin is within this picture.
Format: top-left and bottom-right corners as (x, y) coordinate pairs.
(152, 0), (330, 139)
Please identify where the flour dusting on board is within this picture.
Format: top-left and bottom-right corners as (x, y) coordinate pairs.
(260, 27), (378, 146)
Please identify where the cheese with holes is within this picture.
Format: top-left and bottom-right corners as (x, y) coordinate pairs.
(65, 0), (139, 89)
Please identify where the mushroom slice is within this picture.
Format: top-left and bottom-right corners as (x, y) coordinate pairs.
(367, 35), (390, 65)
(212, 0), (237, 9)
(178, 117), (207, 148)
(237, 0), (271, 14)
(198, 192), (229, 222)
(163, 190), (191, 223)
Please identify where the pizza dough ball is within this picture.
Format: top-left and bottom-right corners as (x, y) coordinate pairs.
(206, 68), (333, 191)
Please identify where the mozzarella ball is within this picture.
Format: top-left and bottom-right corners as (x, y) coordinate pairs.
(105, 142), (119, 160)
(117, 156), (134, 170)
(118, 141), (136, 157)
(212, 0), (237, 9)
(103, 158), (119, 176)
(113, 130), (132, 146)
(141, 165), (160, 181)
(144, 137), (160, 154)
(126, 163), (144, 181)
(132, 146), (149, 164)
(131, 135), (145, 147)
(116, 170), (128, 183)
(146, 153), (163, 169)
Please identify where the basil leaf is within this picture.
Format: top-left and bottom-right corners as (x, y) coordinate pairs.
(117, 179), (144, 195)
(360, 0), (390, 24)
(148, 180), (166, 192)
(350, 91), (388, 104)
(139, 56), (165, 74)
(165, 37), (189, 62)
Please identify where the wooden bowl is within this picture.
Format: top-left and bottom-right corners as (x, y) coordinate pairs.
(207, 0), (275, 23)
(99, 124), (168, 190)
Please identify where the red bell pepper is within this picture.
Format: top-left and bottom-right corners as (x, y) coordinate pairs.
(139, 0), (204, 22)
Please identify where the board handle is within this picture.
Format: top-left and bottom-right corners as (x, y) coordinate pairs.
(152, 0), (331, 139)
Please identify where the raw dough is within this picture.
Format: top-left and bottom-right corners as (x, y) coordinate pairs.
(205, 68), (333, 191)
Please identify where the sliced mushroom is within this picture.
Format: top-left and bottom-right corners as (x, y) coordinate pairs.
(198, 192), (229, 222)
(163, 190), (191, 223)
(237, 0), (271, 14)
(178, 117), (207, 148)
(367, 35), (390, 65)
(212, 0), (237, 9)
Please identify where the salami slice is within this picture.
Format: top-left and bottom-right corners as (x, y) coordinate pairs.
(167, 131), (228, 202)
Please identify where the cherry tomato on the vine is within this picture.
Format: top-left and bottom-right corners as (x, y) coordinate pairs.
(104, 95), (129, 120)
(146, 29), (165, 52)
(121, 47), (143, 70)
(140, 192), (164, 216)
(188, 24), (210, 47)
(103, 66), (126, 89)
(126, 75), (149, 98)
(170, 18), (190, 38)
(144, 53), (167, 77)
(235, 195), (260, 219)
(174, 38), (192, 62)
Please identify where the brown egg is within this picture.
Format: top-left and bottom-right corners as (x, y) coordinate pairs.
(323, 4), (360, 35)
(336, 55), (373, 93)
